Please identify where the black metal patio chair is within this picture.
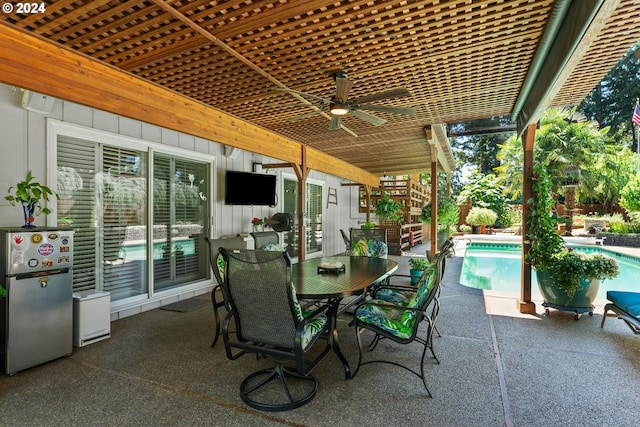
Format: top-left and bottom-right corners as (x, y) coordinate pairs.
(220, 248), (332, 412)
(204, 235), (245, 347)
(351, 250), (447, 397)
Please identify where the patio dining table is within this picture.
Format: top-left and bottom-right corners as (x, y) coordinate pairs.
(291, 255), (398, 379)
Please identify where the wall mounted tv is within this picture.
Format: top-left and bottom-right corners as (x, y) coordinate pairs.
(224, 170), (277, 206)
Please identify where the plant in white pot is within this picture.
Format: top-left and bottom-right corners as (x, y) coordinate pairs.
(465, 207), (497, 234)
(5, 170), (58, 228)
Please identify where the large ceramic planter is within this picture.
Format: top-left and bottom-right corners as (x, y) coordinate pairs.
(535, 269), (600, 319)
(437, 230), (448, 249)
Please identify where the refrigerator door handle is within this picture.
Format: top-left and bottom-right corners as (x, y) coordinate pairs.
(14, 268), (70, 280)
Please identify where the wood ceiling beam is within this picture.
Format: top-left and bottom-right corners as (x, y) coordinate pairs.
(0, 23), (379, 187)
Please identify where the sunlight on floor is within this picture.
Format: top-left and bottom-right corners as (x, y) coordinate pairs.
(481, 290), (608, 320)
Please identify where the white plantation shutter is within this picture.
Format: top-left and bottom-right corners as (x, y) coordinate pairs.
(57, 137), (148, 299)
(57, 137), (99, 292)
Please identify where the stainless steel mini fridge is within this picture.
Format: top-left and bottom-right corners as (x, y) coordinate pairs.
(0, 227), (74, 375)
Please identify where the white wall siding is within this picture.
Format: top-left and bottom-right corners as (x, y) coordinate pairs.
(0, 82), (370, 315)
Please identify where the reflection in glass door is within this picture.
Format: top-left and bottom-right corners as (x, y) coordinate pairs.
(153, 155), (209, 291)
(283, 177), (323, 259)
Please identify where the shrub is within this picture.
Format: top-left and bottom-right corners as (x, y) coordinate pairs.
(620, 173), (640, 212)
(420, 198), (459, 230)
(466, 207), (498, 227)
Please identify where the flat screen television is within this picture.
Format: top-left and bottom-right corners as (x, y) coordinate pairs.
(224, 170), (277, 206)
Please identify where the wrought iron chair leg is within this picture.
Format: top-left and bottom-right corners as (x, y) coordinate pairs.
(211, 285), (221, 347)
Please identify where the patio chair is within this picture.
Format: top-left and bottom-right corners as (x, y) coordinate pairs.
(250, 231), (282, 251)
(601, 290), (640, 335)
(350, 227), (387, 244)
(340, 229), (351, 255)
(204, 235), (245, 347)
(348, 237), (388, 259)
(372, 248), (450, 339)
(352, 251), (445, 397)
(220, 248), (332, 411)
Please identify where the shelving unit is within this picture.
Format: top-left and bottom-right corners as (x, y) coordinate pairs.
(359, 176), (430, 254)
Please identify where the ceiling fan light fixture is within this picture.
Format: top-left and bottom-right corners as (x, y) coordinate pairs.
(330, 102), (348, 115)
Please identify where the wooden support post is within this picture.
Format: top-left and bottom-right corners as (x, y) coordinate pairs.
(519, 123), (536, 314)
(429, 144), (438, 260)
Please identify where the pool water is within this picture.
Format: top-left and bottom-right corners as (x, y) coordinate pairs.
(460, 243), (640, 300)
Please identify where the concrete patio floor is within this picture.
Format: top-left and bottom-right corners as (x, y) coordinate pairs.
(1, 239), (639, 426)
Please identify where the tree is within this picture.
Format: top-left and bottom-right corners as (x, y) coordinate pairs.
(449, 116), (514, 181)
(496, 108), (635, 229)
(579, 42), (640, 151)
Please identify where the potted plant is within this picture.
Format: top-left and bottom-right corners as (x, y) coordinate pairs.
(252, 217), (264, 232)
(375, 191), (404, 224)
(361, 221), (376, 229)
(465, 207), (497, 234)
(5, 170), (58, 228)
(527, 163), (619, 316)
(408, 257), (430, 284)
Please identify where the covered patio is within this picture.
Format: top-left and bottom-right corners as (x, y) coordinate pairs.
(1, 243), (638, 425)
(1, 1), (640, 421)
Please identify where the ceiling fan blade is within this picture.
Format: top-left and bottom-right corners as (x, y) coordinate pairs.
(335, 76), (353, 102)
(329, 115), (342, 130)
(359, 104), (416, 115)
(287, 109), (325, 122)
(354, 87), (412, 104)
(350, 109), (387, 126)
(274, 88), (331, 104)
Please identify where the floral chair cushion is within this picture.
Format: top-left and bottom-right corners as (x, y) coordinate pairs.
(354, 300), (415, 340)
(375, 266), (436, 307)
(261, 243), (285, 252)
(349, 239), (388, 259)
(216, 254), (225, 279)
(291, 283), (327, 350)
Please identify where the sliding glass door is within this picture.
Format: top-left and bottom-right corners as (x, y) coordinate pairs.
(153, 155), (209, 291)
(57, 134), (212, 302)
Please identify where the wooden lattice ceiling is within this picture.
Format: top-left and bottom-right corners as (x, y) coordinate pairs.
(2, 0), (639, 177)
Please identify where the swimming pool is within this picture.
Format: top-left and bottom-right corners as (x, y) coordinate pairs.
(460, 242), (640, 300)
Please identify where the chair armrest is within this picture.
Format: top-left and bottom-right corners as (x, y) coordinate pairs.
(355, 299), (422, 316)
(299, 303), (332, 325)
(371, 283), (418, 298)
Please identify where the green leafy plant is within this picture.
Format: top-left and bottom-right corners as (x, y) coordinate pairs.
(527, 163), (619, 299)
(620, 173), (640, 212)
(361, 220), (376, 229)
(408, 257), (430, 271)
(375, 191), (404, 224)
(420, 198), (459, 230)
(465, 207), (497, 227)
(547, 249), (619, 299)
(458, 224), (472, 233)
(0, 285), (6, 298)
(5, 171), (58, 226)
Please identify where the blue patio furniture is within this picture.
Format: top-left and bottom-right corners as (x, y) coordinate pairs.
(601, 290), (640, 335)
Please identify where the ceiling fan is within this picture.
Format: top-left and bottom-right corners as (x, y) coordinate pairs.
(279, 71), (415, 129)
